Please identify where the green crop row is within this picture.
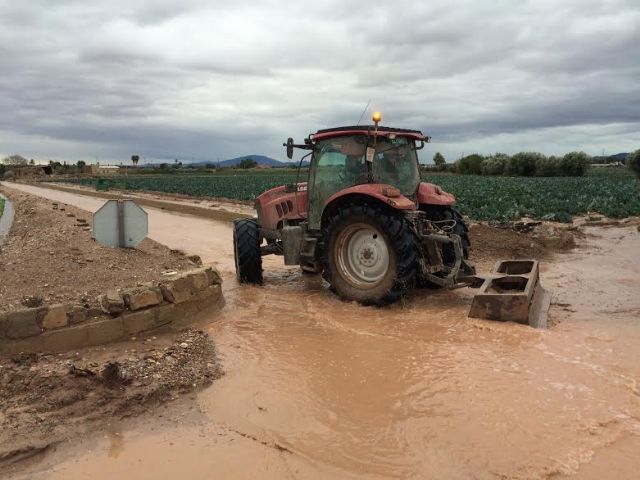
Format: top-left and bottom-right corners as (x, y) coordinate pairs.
(59, 171), (640, 222)
(421, 174), (640, 222)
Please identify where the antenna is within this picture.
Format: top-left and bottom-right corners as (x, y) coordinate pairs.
(356, 99), (372, 125)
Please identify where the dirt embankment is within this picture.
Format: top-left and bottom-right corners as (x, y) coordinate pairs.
(467, 221), (578, 271)
(0, 188), (226, 474)
(0, 188), (197, 313)
(0, 329), (222, 470)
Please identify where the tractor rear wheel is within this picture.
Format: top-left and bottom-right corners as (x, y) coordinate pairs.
(233, 218), (263, 284)
(323, 204), (418, 306)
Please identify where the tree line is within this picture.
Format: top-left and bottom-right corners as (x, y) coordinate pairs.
(430, 151), (594, 177)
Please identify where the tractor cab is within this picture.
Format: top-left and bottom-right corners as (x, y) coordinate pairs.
(307, 129), (423, 228)
(283, 115), (433, 231)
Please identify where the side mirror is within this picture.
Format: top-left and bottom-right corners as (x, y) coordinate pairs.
(286, 138), (294, 159)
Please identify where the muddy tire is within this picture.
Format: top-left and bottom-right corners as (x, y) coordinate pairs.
(233, 218), (263, 284)
(323, 204), (418, 306)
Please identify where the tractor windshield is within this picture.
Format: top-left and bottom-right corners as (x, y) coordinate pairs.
(307, 134), (421, 229)
(311, 135), (420, 197)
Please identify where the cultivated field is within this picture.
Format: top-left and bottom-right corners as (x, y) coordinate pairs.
(59, 168), (640, 221)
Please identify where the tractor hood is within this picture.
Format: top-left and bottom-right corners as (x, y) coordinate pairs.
(417, 182), (456, 206)
(324, 183), (417, 211)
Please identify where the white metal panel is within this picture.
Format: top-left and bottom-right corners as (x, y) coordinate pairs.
(123, 200), (148, 247)
(93, 199), (148, 248)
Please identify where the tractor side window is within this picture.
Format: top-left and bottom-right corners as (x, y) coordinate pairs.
(307, 137), (368, 229)
(314, 138), (367, 200)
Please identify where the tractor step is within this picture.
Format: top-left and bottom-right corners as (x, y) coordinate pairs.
(466, 260), (551, 328)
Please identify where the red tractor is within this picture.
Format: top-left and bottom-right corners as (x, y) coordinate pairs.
(233, 113), (476, 306)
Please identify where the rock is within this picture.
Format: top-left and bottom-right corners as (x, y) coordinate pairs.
(0, 308), (43, 338)
(21, 295), (43, 308)
(67, 304), (88, 325)
(159, 283), (193, 304)
(190, 271), (209, 291)
(41, 305), (68, 330)
(100, 290), (125, 315)
(199, 267), (222, 286)
(187, 255), (203, 266)
(124, 288), (163, 311)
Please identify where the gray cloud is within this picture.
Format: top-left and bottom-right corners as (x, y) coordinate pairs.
(0, 0), (639, 163)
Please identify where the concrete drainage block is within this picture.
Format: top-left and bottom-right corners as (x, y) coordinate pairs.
(468, 260), (550, 327)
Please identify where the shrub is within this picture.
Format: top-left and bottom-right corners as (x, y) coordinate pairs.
(535, 156), (560, 176)
(481, 153), (509, 175)
(628, 149), (640, 179)
(456, 154), (484, 175)
(505, 152), (544, 176)
(560, 151), (590, 176)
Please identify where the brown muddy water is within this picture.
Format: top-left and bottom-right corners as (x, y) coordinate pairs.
(3, 183), (640, 479)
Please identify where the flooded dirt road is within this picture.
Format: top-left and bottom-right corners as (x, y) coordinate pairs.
(3, 183), (640, 479)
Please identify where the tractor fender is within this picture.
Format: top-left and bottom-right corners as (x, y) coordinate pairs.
(417, 182), (456, 206)
(320, 184), (415, 229)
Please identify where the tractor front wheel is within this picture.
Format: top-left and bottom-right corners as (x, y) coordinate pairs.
(233, 218), (263, 284)
(324, 204), (418, 306)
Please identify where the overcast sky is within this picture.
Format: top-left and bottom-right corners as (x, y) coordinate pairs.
(1, 0), (639, 164)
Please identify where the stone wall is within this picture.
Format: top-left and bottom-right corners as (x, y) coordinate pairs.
(0, 267), (223, 354)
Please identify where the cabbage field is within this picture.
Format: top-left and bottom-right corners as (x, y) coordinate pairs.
(62, 169), (640, 222)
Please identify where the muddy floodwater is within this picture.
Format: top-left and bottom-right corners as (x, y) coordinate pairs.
(3, 183), (640, 479)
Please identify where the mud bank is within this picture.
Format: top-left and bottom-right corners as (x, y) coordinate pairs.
(0, 330), (221, 473)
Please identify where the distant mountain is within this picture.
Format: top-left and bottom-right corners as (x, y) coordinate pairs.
(219, 155), (284, 167)
(188, 154), (309, 168)
(592, 152), (628, 164)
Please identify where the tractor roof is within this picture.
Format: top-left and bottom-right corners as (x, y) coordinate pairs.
(310, 126), (427, 142)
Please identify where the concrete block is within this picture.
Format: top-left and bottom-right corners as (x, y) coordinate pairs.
(1, 308), (43, 339)
(82, 318), (125, 345)
(124, 288), (163, 311)
(41, 304), (68, 330)
(100, 290), (125, 315)
(0, 318), (125, 354)
(155, 303), (180, 326)
(122, 309), (157, 335)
